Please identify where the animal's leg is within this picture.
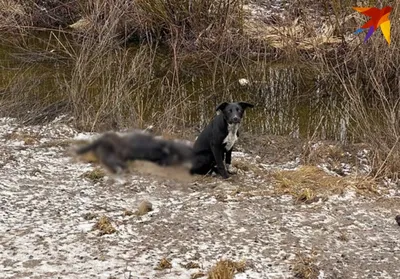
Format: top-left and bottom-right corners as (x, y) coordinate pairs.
(211, 145), (229, 179)
(97, 146), (127, 174)
(225, 149), (237, 174)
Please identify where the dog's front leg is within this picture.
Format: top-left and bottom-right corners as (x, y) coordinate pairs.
(225, 149), (237, 174)
(211, 144), (229, 179)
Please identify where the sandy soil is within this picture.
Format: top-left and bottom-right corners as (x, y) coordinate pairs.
(1, 117), (400, 279)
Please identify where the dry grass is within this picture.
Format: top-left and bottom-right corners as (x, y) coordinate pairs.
(0, 0), (250, 133)
(303, 143), (347, 165)
(272, 165), (377, 201)
(314, 1), (400, 181)
(92, 215), (117, 236)
(82, 168), (105, 182)
(208, 259), (246, 279)
(65, 35), (157, 130)
(0, 0), (27, 32)
(155, 257), (172, 270)
(292, 252), (319, 279)
(62, 0), (251, 132)
(1, 0), (399, 183)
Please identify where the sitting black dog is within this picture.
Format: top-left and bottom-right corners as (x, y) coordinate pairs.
(190, 101), (254, 179)
(76, 131), (193, 173)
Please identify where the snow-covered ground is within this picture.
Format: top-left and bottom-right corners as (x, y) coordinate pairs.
(1, 117), (400, 279)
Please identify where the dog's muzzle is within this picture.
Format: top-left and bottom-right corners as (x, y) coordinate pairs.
(229, 116), (241, 124)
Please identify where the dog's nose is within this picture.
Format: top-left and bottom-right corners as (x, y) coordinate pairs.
(232, 116), (240, 123)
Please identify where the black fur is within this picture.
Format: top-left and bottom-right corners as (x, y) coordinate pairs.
(76, 131), (193, 173)
(190, 102), (254, 179)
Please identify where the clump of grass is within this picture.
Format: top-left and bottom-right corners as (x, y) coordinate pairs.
(273, 166), (342, 195)
(155, 257), (172, 270)
(92, 215), (117, 235)
(82, 168), (105, 182)
(292, 253), (319, 279)
(208, 260), (234, 279)
(273, 165), (375, 200)
(208, 259), (246, 279)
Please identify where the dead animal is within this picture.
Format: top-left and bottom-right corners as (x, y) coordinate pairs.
(76, 131), (194, 173)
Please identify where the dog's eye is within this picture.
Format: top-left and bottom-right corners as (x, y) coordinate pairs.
(229, 109), (233, 113)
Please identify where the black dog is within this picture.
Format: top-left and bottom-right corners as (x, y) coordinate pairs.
(76, 131), (193, 173)
(190, 102), (254, 179)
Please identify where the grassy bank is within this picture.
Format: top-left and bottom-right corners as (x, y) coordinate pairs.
(0, 0), (399, 180)
(316, 1), (400, 180)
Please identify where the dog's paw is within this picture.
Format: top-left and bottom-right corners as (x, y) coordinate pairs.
(226, 164), (238, 174)
(221, 172), (230, 179)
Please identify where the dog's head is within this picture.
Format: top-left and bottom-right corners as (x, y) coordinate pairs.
(216, 102), (254, 124)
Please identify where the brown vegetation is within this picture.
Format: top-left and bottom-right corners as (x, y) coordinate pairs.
(272, 165), (378, 201)
(207, 259), (246, 279)
(0, 0), (399, 180)
(82, 168), (106, 182)
(315, 1), (400, 180)
(92, 215), (117, 235)
(155, 257), (172, 270)
(292, 252), (319, 279)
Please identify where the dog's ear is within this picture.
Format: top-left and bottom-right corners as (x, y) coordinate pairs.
(216, 102), (229, 112)
(238, 102), (254, 110)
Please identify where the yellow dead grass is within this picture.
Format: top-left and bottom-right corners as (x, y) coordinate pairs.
(92, 215), (116, 236)
(242, 7), (360, 51)
(292, 252), (319, 279)
(155, 257), (172, 270)
(272, 165), (377, 202)
(208, 259), (246, 279)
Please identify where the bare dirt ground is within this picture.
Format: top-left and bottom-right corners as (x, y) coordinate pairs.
(1, 117), (400, 279)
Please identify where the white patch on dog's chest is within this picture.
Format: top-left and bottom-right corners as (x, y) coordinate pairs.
(223, 123), (239, 151)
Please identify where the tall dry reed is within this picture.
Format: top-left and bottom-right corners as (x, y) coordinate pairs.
(316, 1), (400, 179)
